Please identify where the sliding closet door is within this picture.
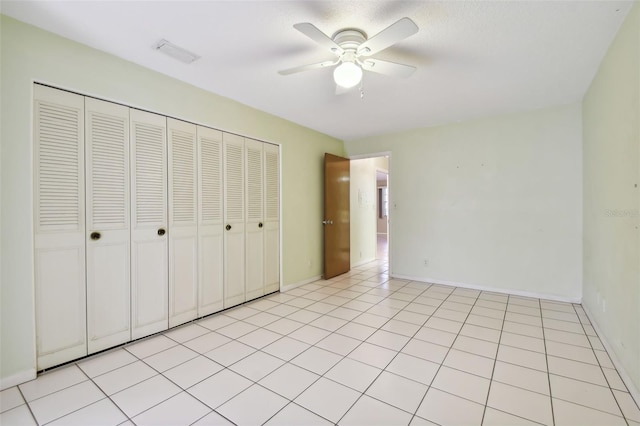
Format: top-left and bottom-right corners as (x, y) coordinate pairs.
(130, 109), (169, 339)
(34, 85), (87, 369)
(85, 98), (131, 353)
(245, 138), (264, 301)
(223, 133), (245, 308)
(168, 118), (198, 327)
(264, 143), (281, 294)
(198, 126), (224, 316)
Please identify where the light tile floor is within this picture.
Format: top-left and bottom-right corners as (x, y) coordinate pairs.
(2, 260), (640, 425)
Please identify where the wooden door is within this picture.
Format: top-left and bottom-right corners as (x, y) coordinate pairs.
(168, 118), (198, 327)
(324, 153), (350, 279)
(85, 97), (131, 353)
(34, 85), (87, 369)
(223, 133), (245, 308)
(197, 126), (224, 316)
(130, 109), (168, 339)
(263, 143), (280, 294)
(245, 138), (264, 301)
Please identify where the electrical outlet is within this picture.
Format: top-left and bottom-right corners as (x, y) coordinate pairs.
(423, 259), (429, 267)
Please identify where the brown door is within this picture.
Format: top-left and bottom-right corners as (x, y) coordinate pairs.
(324, 153), (350, 279)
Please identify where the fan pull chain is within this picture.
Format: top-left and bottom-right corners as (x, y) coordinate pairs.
(359, 76), (365, 99)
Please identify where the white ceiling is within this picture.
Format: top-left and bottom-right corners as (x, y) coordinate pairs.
(2, 1), (634, 141)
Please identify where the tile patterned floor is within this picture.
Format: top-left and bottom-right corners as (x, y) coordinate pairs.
(2, 260), (640, 425)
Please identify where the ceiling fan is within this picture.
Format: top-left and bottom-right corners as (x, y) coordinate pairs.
(278, 17), (419, 91)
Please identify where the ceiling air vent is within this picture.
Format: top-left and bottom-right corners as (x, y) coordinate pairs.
(154, 39), (200, 64)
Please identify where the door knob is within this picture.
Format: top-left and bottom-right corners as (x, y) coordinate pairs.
(258, 222), (263, 228)
(322, 220), (333, 225)
(226, 224), (232, 231)
(157, 228), (166, 236)
(90, 231), (101, 240)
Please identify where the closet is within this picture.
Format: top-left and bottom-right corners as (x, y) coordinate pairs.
(33, 84), (280, 370)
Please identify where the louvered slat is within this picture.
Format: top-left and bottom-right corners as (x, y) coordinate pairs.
(171, 129), (196, 223)
(265, 149), (279, 221)
(88, 112), (127, 227)
(246, 146), (263, 221)
(134, 122), (166, 225)
(225, 143), (244, 221)
(36, 101), (83, 230)
(200, 137), (222, 222)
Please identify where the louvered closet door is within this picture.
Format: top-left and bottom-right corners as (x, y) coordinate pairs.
(245, 139), (264, 301)
(264, 143), (281, 294)
(168, 118), (198, 327)
(85, 98), (131, 353)
(223, 133), (245, 308)
(130, 109), (169, 339)
(33, 85), (87, 369)
(198, 126), (224, 316)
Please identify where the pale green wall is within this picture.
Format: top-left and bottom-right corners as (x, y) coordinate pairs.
(582, 3), (639, 393)
(350, 158), (378, 266)
(0, 15), (343, 387)
(345, 104), (583, 301)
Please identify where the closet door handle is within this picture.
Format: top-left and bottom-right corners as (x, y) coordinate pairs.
(157, 228), (166, 236)
(90, 231), (101, 241)
(258, 222), (263, 228)
(226, 224), (232, 231)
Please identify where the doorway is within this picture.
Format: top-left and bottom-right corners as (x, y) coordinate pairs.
(376, 170), (389, 261)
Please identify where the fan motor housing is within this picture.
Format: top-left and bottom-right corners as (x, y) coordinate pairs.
(332, 29), (367, 50)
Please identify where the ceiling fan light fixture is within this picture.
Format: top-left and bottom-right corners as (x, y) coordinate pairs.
(333, 61), (363, 88)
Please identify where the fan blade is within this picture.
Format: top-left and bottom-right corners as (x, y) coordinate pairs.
(360, 59), (416, 78)
(357, 17), (418, 57)
(278, 60), (338, 75)
(294, 23), (344, 56)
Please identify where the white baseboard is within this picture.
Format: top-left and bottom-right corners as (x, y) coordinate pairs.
(582, 305), (640, 406)
(280, 275), (322, 293)
(351, 257), (377, 268)
(1, 368), (36, 390)
(390, 274), (581, 304)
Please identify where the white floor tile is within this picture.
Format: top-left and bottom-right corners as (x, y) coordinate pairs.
(192, 411), (234, 425)
(502, 321), (544, 339)
(552, 398), (627, 425)
(77, 349), (137, 378)
(204, 340), (256, 366)
(1, 387), (25, 413)
(125, 335), (177, 359)
(544, 328), (591, 348)
(217, 384), (288, 425)
(416, 388), (485, 426)
(482, 407), (541, 425)
(487, 381), (553, 425)
(459, 324), (501, 343)
(216, 320), (258, 339)
(163, 323), (210, 343)
(92, 361), (156, 395)
(264, 402), (332, 425)
(264, 317), (305, 335)
(183, 332), (232, 354)
(351, 312), (388, 327)
(414, 326), (457, 347)
(326, 306), (361, 321)
(492, 361), (549, 395)
(143, 345), (198, 372)
(443, 349), (494, 379)
(393, 311), (430, 326)
(225, 306), (261, 320)
(197, 314), (237, 331)
(602, 367), (627, 391)
(237, 328), (282, 349)
(546, 340), (598, 365)
(340, 395), (413, 425)
(285, 309), (322, 324)
(288, 325), (331, 345)
(366, 329), (410, 351)
(325, 357), (381, 392)
(385, 352), (439, 386)
(550, 374), (623, 416)
(19, 365), (86, 402)
(424, 316), (463, 334)
(316, 333), (361, 356)
(431, 366), (490, 405)
(262, 336), (310, 361)
(547, 355), (608, 386)
(452, 335), (499, 358)
(110, 375), (180, 418)
(290, 346), (342, 375)
(229, 351), (284, 381)
(187, 369), (252, 409)
(613, 389), (640, 422)
(401, 339), (448, 364)
(0, 404), (37, 425)
(310, 315), (348, 332)
(335, 322), (377, 341)
(29, 380), (105, 424)
(348, 342), (397, 369)
(260, 363), (320, 399)
(499, 332), (545, 353)
(243, 311), (282, 327)
(49, 398), (126, 426)
(294, 377), (360, 423)
(497, 345), (547, 372)
(365, 371), (428, 413)
(163, 355), (223, 389)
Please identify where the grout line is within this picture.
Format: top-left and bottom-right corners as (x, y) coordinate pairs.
(480, 292), (508, 425)
(540, 296), (556, 426)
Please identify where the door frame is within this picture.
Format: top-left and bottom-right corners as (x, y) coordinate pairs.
(348, 151), (392, 274)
